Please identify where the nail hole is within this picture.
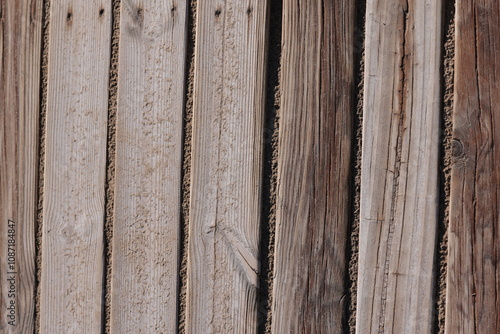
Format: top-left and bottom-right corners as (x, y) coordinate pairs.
(215, 9), (222, 17)
(66, 12), (72, 22)
(247, 7), (252, 15)
(171, 5), (177, 13)
(99, 8), (104, 16)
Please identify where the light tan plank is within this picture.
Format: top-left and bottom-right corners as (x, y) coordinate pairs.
(0, 0), (43, 332)
(271, 0), (355, 332)
(109, 0), (188, 332)
(357, 0), (442, 332)
(186, 1), (268, 332)
(40, 1), (111, 332)
(445, 0), (500, 332)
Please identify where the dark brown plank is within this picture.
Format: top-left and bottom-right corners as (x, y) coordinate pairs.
(0, 0), (43, 332)
(272, 0), (355, 332)
(446, 0), (500, 332)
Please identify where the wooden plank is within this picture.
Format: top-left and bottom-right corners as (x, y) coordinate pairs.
(0, 0), (43, 332)
(39, 1), (111, 332)
(356, 0), (442, 332)
(271, 0), (354, 332)
(445, 0), (500, 332)
(186, 1), (268, 332)
(109, 1), (188, 332)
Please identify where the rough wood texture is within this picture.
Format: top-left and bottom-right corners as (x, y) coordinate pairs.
(446, 0), (500, 332)
(356, 0), (442, 332)
(110, 1), (188, 332)
(40, 1), (111, 332)
(271, 0), (354, 332)
(0, 0), (42, 332)
(186, 1), (268, 332)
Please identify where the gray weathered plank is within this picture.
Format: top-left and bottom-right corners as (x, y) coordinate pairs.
(40, 1), (111, 332)
(109, 0), (188, 332)
(445, 0), (500, 332)
(186, 0), (268, 332)
(0, 0), (43, 332)
(271, 0), (355, 332)
(357, 0), (442, 332)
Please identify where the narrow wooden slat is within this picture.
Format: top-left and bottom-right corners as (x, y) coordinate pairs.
(0, 0), (43, 332)
(271, 0), (354, 332)
(186, 1), (268, 332)
(40, 1), (111, 332)
(110, 0), (188, 332)
(356, 0), (442, 332)
(446, 0), (500, 332)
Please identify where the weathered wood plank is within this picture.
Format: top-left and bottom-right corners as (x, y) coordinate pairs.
(446, 0), (500, 332)
(186, 1), (268, 332)
(40, 1), (111, 332)
(0, 0), (43, 332)
(357, 0), (442, 332)
(109, 1), (188, 332)
(271, 0), (354, 332)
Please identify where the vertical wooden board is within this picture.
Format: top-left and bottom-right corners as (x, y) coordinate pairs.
(357, 0), (442, 332)
(40, 1), (111, 332)
(271, 0), (354, 332)
(110, 0), (187, 332)
(0, 0), (43, 332)
(446, 0), (500, 332)
(186, 0), (267, 332)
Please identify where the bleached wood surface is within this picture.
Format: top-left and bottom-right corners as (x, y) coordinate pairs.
(110, 0), (188, 332)
(272, 0), (355, 332)
(40, 1), (111, 332)
(446, 0), (500, 332)
(357, 0), (442, 332)
(186, 0), (268, 332)
(0, 0), (43, 332)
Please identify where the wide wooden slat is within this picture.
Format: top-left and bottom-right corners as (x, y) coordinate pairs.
(186, 1), (268, 332)
(0, 0), (43, 332)
(271, 0), (354, 332)
(109, 0), (188, 332)
(445, 0), (500, 332)
(40, 1), (111, 332)
(356, 0), (442, 332)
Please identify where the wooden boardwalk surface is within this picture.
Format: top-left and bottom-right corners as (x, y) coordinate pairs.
(1, 0), (499, 333)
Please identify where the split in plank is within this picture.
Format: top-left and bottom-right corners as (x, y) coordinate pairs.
(0, 0), (43, 332)
(446, 0), (500, 332)
(357, 0), (442, 332)
(40, 1), (111, 332)
(272, 0), (355, 332)
(186, 0), (268, 332)
(110, 0), (188, 332)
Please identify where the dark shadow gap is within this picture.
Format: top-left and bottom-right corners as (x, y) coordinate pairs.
(257, 0), (282, 333)
(346, 0), (366, 332)
(101, 1), (121, 333)
(177, 1), (197, 333)
(34, 1), (50, 332)
(434, 0), (455, 333)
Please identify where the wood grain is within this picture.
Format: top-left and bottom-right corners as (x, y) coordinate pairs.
(446, 0), (500, 332)
(40, 1), (111, 332)
(0, 0), (43, 332)
(186, 1), (268, 332)
(271, 0), (354, 332)
(109, 0), (188, 332)
(356, 0), (442, 332)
